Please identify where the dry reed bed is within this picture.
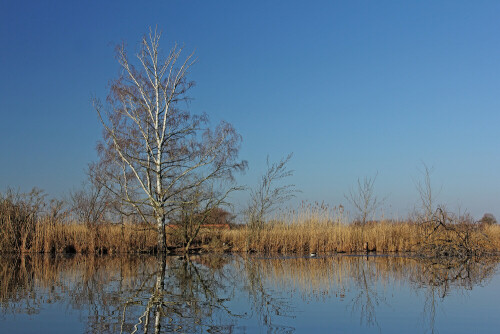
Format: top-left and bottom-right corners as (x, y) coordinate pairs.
(6, 219), (159, 254)
(223, 221), (500, 254)
(2, 217), (500, 255)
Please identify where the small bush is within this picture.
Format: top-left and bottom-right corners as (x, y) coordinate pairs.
(0, 188), (45, 252)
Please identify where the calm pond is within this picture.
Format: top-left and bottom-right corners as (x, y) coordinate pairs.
(1, 254), (499, 333)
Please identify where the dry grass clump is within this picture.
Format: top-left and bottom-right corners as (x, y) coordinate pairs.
(223, 220), (422, 254)
(0, 188), (45, 252)
(483, 223), (500, 250)
(222, 202), (422, 254)
(1, 219), (158, 254)
(222, 204), (500, 256)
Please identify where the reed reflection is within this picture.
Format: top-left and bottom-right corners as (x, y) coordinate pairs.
(0, 254), (498, 333)
(239, 255), (498, 332)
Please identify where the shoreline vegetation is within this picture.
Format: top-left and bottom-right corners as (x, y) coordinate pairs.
(1, 198), (499, 257)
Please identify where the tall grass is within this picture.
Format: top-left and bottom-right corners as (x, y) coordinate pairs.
(0, 216), (227, 254)
(222, 204), (500, 255)
(224, 220), (500, 254)
(30, 219), (158, 254)
(1, 198), (499, 255)
(223, 219), (422, 253)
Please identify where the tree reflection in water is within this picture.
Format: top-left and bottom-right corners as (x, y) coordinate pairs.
(0, 254), (498, 333)
(119, 255), (244, 333)
(0, 255), (243, 333)
(411, 257), (497, 334)
(240, 257), (295, 332)
(350, 256), (386, 329)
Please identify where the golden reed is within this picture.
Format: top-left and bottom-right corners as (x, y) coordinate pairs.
(1, 209), (499, 255)
(222, 221), (500, 254)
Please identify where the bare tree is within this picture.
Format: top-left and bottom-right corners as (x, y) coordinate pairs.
(245, 153), (298, 231)
(94, 28), (245, 253)
(69, 166), (112, 227)
(346, 173), (382, 225)
(415, 163), (438, 222)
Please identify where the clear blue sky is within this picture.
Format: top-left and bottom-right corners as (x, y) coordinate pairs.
(1, 0), (499, 219)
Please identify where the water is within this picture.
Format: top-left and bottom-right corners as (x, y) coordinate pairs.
(0, 254), (499, 333)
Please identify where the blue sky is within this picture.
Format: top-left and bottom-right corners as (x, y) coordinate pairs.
(1, 0), (499, 219)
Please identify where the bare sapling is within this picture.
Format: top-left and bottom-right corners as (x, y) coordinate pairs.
(245, 153), (298, 248)
(346, 173), (383, 226)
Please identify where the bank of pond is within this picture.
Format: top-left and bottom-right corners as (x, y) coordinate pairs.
(2, 218), (499, 258)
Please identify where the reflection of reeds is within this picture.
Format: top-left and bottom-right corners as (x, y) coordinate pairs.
(0, 255), (158, 297)
(0, 254), (237, 333)
(1, 253), (497, 333)
(2, 254), (496, 299)
(0, 254), (161, 319)
(235, 255), (498, 302)
(233, 253), (499, 331)
(236, 256), (415, 298)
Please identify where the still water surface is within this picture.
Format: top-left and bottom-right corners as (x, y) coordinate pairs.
(1, 254), (499, 333)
